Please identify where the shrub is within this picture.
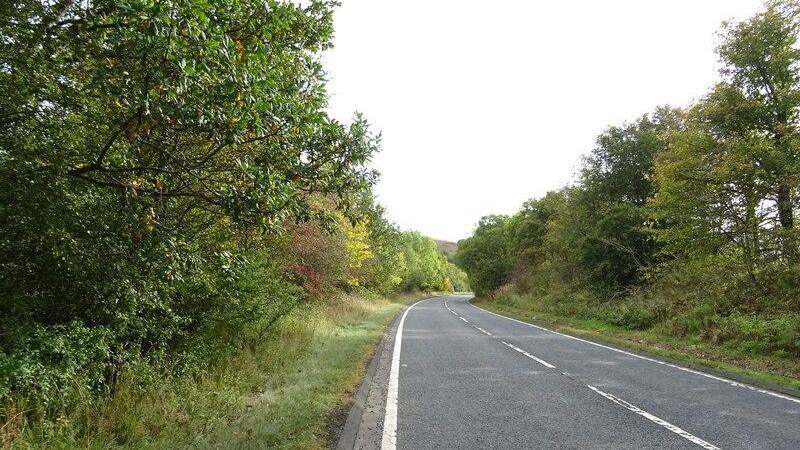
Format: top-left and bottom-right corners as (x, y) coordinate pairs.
(604, 302), (658, 330)
(717, 314), (800, 357)
(667, 303), (720, 338)
(0, 322), (111, 405)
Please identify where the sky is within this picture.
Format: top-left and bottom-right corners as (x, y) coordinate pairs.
(324, 0), (765, 242)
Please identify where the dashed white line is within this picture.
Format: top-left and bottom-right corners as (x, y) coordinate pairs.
(380, 298), (429, 450)
(469, 301), (800, 405)
(475, 326), (492, 336)
(587, 385), (721, 450)
(446, 298), (722, 449)
(501, 340), (557, 368)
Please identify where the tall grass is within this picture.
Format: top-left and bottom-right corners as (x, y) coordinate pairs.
(2, 293), (418, 448)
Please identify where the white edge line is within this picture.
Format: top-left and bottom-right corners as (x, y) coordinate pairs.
(587, 385), (720, 450)
(380, 297), (430, 450)
(469, 301), (800, 405)
(449, 298), (719, 449)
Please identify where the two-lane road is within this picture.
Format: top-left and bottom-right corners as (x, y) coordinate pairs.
(382, 296), (800, 449)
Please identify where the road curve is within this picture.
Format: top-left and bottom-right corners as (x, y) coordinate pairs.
(387, 295), (800, 449)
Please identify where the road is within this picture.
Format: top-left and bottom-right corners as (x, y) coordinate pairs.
(381, 295), (800, 449)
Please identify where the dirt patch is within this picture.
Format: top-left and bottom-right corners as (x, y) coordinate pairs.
(326, 401), (353, 448)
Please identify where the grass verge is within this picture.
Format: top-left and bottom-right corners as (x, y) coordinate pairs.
(472, 297), (800, 394)
(6, 292), (431, 449)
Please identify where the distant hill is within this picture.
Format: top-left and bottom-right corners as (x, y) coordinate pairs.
(434, 239), (458, 256)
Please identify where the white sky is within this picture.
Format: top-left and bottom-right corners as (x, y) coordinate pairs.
(324, 0), (764, 242)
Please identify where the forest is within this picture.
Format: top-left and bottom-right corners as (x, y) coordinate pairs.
(456, 1), (800, 378)
(0, 0), (466, 446)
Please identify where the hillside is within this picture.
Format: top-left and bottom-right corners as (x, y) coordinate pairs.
(434, 239), (458, 256)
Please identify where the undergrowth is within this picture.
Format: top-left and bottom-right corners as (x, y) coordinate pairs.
(2, 293), (425, 448)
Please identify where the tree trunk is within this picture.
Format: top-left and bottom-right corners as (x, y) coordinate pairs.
(776, 182), (797, 261)
(777, 183), (794, 229)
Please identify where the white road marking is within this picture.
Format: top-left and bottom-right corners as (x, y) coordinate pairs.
(475, 326), (492, 336)
(587, 385), (721, 450)
(380, 298), (429, 450)
(447, 299), (496, 339)
(470, 302), (800, 405)
(501, 341), (557, 368)
(446, 298), (719, 449)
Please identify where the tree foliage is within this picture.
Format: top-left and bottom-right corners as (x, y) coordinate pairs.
(652, 0), (800, 277)
(0, 0), (461, 413)
(456, 215), (513, 296)
(455, 0), (800, 357)
(399, 231), (449, 291)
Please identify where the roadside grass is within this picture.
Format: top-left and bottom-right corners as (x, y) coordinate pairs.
(6, 292), (430, 449)
(472, 297), (800, 394)
(192, 291), (426, 449)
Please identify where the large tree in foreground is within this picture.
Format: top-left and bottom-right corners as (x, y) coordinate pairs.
(713, 0), (800, 260)
(1, 0), (377, 229)
(0, 0), (379, 387)
(652, 0), (800, 280)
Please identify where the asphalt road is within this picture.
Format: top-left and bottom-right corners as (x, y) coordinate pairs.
(386, 295), (800, 449)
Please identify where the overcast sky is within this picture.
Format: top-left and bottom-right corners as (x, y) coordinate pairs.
(324, 0), (764, 242)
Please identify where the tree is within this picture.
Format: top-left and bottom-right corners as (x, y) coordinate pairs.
(446, 262), (471, 292)
(1, 0), (377, 231)
(652, 108), (775, 282)
(573, 109), (680, 291)
(456, 215), (513, 296)
(0, 0), (381, 400)
(400, 232), (447, 291)
(713, 0), (800, 259)
(510, 191), (568, 271)
(650, 0), (800, 279)
(582, 108), (681, 207)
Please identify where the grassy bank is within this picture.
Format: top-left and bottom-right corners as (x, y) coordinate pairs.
(472, 295), (800, 393)
(5, 292), (429, 449)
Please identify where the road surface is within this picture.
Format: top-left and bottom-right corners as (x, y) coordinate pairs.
(381, 295), (800, 449)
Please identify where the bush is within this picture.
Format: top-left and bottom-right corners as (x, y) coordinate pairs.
(604, 302), (658, 330)
(717, 314), (800, 357)
(0, 322), (111, 405)
(667, 303), (720, 338)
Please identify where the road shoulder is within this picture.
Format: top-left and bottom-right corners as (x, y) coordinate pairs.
(335, 297), (434, 450)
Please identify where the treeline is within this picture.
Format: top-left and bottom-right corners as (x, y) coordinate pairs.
(457, 1), (800, 358)
(0, 0), (465, 427)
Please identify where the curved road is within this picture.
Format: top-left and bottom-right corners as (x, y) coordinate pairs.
(385, 295), (800, 449)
